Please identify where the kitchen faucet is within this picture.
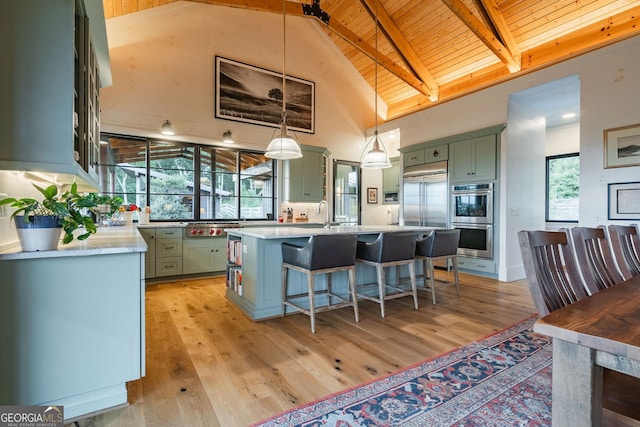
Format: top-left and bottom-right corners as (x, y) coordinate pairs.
(316, 200), (330, 228)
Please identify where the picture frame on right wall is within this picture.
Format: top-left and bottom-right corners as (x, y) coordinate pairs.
(604, 124), (640, 168)
(608, 182), (640, 220)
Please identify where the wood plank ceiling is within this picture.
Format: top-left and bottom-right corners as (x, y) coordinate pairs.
(103, 0), (640, 121)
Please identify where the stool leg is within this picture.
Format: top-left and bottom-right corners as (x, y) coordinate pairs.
(308, 272), (316, 334)
(422, 259), (428, 286)
(409, 261), (418, 310)
(348, 266), (359, 323)
(452, 257), (460, 297)
(429, 259), (436, 304)
(282, 264), (288, 317)
(377, 264), (386, 318)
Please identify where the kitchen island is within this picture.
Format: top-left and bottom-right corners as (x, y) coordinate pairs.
(225, 225), (436, 320)
(0, 226), (146, 421)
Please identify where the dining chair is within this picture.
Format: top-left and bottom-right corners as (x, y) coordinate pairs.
(281, 233), (359, 333)
(606, 224), (640, 280)
(414, 229), (460, 304)
(517, 230), (587, 316)
(356, 231), (418, 318)
(564, 227), (624, 295)
(520, 229), (640, 421)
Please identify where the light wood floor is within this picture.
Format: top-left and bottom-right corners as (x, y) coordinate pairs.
(67, 271), (633, 427)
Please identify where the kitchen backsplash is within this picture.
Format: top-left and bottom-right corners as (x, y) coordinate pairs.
(0, 171), (41, 248)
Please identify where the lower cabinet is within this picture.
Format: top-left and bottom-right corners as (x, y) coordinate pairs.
(138, 226), (228, 280)
(138, 228), (156, 278)
(183, 237), (227, 274)
(0, 252), (144, 419)
(457, 256), (496, 276)
(155, 228), (183, 277)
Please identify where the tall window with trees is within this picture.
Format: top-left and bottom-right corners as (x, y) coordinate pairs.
(546, 153), (579, 222)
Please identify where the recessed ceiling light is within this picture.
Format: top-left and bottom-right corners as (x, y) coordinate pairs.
(562, 113), (576, 119)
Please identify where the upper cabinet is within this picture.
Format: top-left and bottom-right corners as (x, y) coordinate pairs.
(450, 135), (496, 183)
(286, 145), (330, 203)
(403, 144), (448, 167)
(0, 0), (111, 191)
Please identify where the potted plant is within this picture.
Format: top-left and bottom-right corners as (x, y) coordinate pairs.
(0, 182), (98, 251)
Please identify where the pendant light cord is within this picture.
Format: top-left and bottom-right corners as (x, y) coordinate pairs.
(282, 0), (287, 123)
(374, 0), (378, 135)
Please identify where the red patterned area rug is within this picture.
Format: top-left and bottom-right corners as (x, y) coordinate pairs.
(251, 315), (552, 427)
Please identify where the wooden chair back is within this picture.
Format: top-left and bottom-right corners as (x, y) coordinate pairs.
(564, 227), (623, 295)
(606, 224), (640, 280)
(518, 230), (587, 316)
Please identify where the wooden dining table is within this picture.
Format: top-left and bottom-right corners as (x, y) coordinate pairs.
(534, 274), (640, 426)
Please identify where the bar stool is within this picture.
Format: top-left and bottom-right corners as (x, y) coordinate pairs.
(281, 233), (358, 333)
(356, 231), (418, 318)
(415, 229), (460, 304)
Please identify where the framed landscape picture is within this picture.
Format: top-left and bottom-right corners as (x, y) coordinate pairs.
(608, 182), (640, 220)
(604, 124), (640, 168)
(215, 56), (315, 134)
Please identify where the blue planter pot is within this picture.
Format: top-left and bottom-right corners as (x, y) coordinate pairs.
(14, 215), (63, 251)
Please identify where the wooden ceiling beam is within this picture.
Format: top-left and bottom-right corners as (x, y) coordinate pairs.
(189, 0), (434, 98)
(440, 0), (521, 72)
(359, 0), (439, 101)
(477, 0), (521, 70)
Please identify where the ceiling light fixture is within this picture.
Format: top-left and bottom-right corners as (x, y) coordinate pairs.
(222, 129), (234, 144)
(562, 113), (577, 119)
(360, 1), (391, 169)
(160, 119), (175, 136)
(264, 0), (303, 160)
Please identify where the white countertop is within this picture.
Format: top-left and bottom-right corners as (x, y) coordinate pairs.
(0, 225), (147, 260)
(226, 225), (437, 239)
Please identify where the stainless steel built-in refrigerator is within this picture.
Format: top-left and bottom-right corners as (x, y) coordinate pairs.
(403, 160), (448, 228)
(403, 160), (448, 268)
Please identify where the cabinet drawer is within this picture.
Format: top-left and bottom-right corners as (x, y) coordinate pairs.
(157, 238), (182, 257)
(156, 228), (182, 238)
(156, 257), (183, 277)
(426, 144), (448, 162)
(404, 149), (425, 166)
(457, 257), (496, 274)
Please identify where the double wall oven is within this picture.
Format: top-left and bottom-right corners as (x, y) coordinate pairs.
(451, 183), (493, 259)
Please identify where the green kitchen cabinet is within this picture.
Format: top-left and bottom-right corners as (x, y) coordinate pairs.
(138, 228), (156, 279)
(183, 237), (227, 274)
(450, 135), (496, 183)
(286, 145), (330, 202)
(0, 0), (110, 191)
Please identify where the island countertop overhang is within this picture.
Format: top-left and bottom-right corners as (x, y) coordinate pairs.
(226, 225), (439, 240)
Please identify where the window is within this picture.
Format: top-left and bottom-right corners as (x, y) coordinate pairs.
(546, 153), (579, 222)
(100, 133), (276, 221)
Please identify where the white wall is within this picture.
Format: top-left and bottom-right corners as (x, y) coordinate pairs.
(546, 123), (580, 156)
(500, 99), (546, 281)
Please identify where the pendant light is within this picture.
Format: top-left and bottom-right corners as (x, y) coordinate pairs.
(265, 0), (303, 159)
(360, 1), (391, 169)
(160, 119), (175, 136)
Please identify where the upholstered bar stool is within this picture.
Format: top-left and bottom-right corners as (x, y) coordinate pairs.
(415, 229), (460, 304)
(281, 233), (358, 333)
(355, 231), (418, 318)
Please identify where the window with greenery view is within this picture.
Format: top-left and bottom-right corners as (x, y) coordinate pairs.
(546, 153), (579, 222)
(100, 134), (276, 221)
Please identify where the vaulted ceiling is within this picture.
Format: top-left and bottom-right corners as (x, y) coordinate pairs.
(103, 0), (640, 121)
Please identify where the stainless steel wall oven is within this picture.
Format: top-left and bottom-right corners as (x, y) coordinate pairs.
(451, 183), (493, 224)
(451, 223), (493, 259)
(451, 182), (494, 259)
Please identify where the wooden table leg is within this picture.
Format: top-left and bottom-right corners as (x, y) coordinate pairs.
(552, 339), (604, 426)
